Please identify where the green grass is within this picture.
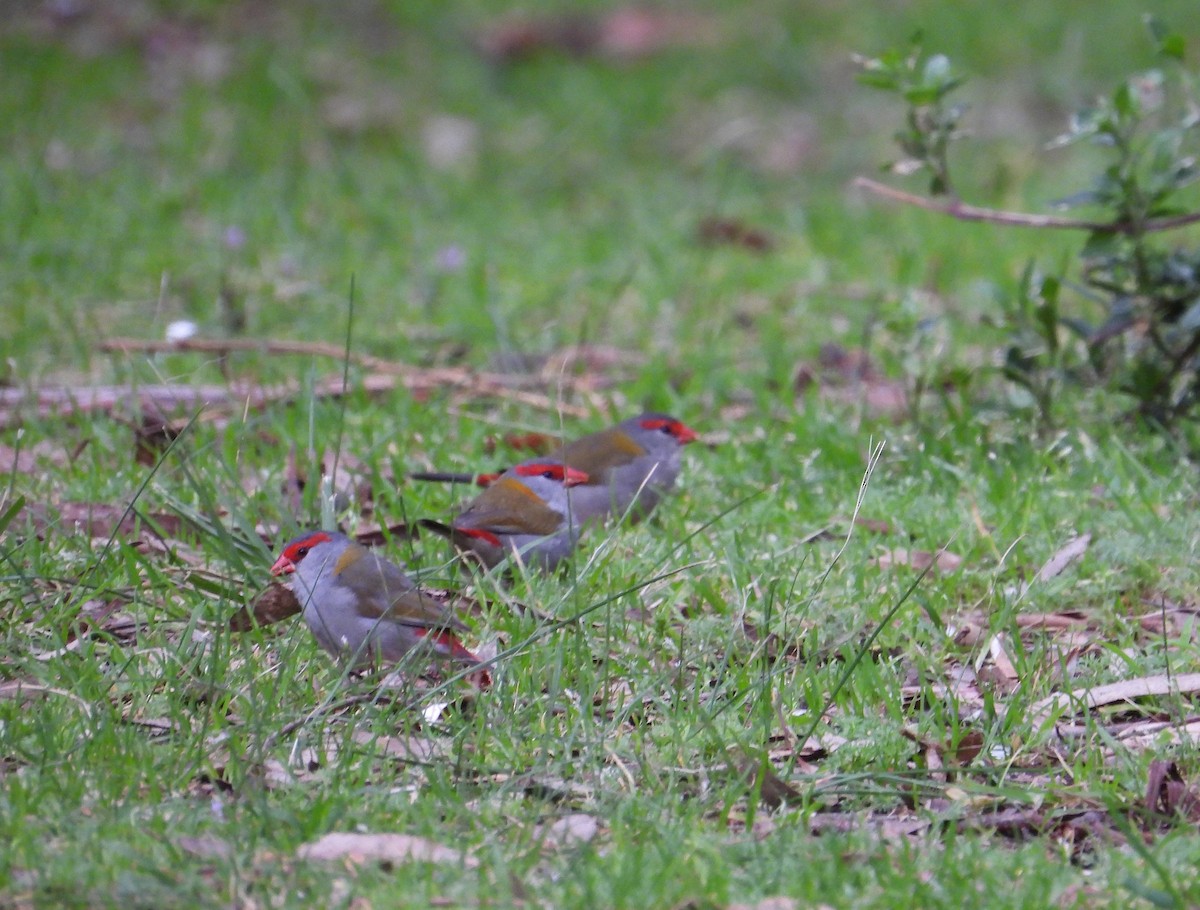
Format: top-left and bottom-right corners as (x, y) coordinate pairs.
(4, 1), (1200, 907)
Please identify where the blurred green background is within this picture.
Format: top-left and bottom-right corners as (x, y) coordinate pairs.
(6, 0), (1195, 394)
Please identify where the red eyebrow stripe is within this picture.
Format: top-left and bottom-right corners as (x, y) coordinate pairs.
(640, 418), (697, 442)
(513, 463), (558, 477)
(284, 531), (332, 558)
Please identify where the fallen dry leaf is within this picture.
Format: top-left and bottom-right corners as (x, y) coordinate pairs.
(352, 729), (446, 764)
(697, 216), (775, 253)
(949, 615), (988, 648)
(728, 898), (802, 910)
(807, 812), (929, 839)
(22, 341), (600, 431)
(902, 663), (987, 716)
(1026, 533), (1092, 591)
(975, 634), (1021, 694)
(1136, 604), (1200, 641)
(1027, 672), (1200, 727)
(951, 609), (1105, 656)
(474, 7), (719, 63)
(297, 832), (477, 868)
(737, 755), (803, 809)
(19, 500), (184, 539)
(320, 87), (405, 135)
(900, 725), (984, 769)
(175, 835), (234, 860)
(953, 730), (985, 765)
(538, 343), (643, 381)
(1054, 884), (1108, 908)
(539, 813), (601, 848)
(130, 413), (183, 467)
(1012, 611), (1092, 631)
(1145, 760), (1200, 822)
(852, 516), (892, 535)
(793, 344), (911, 419)
(0, 441), (74, 474)
(488, 431), (561, 456)
(66, 598), (139, 645)
(1113, 719), (1200, 751)
(872, 548), (963, 573)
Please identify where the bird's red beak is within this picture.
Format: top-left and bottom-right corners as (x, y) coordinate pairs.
(564, 467), (589, 487)
(270, 556), (296, 576)
(676, 423), (698, 444)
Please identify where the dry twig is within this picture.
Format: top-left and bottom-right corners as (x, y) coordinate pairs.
(854, 177), (1200, 234)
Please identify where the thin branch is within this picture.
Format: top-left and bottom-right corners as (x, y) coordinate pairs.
(98, 337), (602, 392)
(99, 337), (397, 372)
(853, 177), (1200, 234)
(89, 338), (598, 418)
(0, 371), (591, 430)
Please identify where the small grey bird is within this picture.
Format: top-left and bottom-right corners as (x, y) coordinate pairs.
(411, 413), (698, 526)
(270, 530), (487, 684)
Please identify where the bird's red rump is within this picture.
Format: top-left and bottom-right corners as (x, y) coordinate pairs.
(421, 629), (478, 661)
(459, 527), (502, 547)
(415, 629), (492, 688)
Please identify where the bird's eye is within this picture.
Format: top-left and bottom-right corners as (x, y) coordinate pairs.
(543, 469), (555, 480)
(296, 546), (309, 558)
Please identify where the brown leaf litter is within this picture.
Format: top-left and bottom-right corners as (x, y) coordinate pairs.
(1026, 671), (1200, 733)
(1145, 760), (1200, 823)
(697, 216), (776, 253)
(15, 499), (184, 540)
(474, 7), (720, 64)
(871, 547), (963, 573)
(4, 336), (628, 432)
(297, 832), (478, 868)
(793, 344), (911, 419)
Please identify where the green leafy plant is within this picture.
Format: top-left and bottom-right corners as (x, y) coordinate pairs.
(857, 19), (1200, 429)
(996, 264), (1098, 423)
(855, 37), (968, 196)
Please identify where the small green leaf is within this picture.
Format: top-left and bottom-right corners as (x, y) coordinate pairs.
(0, 495), (25, 536)
(902, 85), (942, 106)
(1081, 230), (1122, 258)
(1159, 33), (1187, 61)
(857, 70), (899, 91)
(1144, 15), (1186, 60)
(1113, 81), (1137, 119)
(1122, 874), (1183, 909)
